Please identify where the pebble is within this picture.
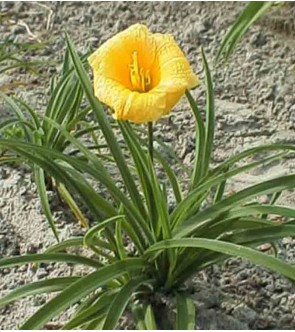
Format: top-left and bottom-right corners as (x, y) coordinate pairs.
(11, 25), (26, 35)
(36, 268), (49, 279)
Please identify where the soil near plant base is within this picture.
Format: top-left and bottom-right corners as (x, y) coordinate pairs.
(0, 1), (295, 330)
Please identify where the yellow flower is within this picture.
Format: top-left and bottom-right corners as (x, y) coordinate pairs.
(88, 24), (199, 123)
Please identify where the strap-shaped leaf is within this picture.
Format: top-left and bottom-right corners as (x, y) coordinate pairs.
(171, 150), (287, 228)
(176, 293), (196, 330)
(201, 47), (215, 181)
(216, 1), (273, 63)
(0, 277), (79, 307)
(42, 118), (149, 241)
(228, 204), (295, 220)
(34, 158), (59, 241)
(0, 92), (33, 140)
(153, 149), (183, 204)
(185, 90), (205, 188)
(175, 174), (295, 238)
(0, 138), (147, 252)
(120, 121), (171, 240)
(224, 224), (295, 246)
(145, 238), (295, 281)
(20, 258), (144, 329)
(57, 182), (89, 228)
(45, 237), (84, 253)
(103, 277), (149, 329)
(11, 96), (41, 129)
(119, 121), (155, 231)
(0, 253), (102, 269)
(0, 139), (117, 220)
(211, 143), (295, 177)
(144, 305), (158, 330)
(61, 290), (117, 330)
(84, 215), (124, 248)
(175, 223), (295, 283)
(0, 118), (25, 133)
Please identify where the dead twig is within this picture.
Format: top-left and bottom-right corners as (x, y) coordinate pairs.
(9, 19), (42, 43)
(34, 2), (55, 31)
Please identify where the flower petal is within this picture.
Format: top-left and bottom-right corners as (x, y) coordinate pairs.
(151, 80), (185, 115)
(93, 74), (167, 123)
(153, 33), (199, 89)
(88, 24), (157, 89)
(121, 89), (168, 123)
(93, 74), (129, 117)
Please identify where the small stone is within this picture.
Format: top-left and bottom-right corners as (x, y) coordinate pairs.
(12, 25), (26, 35)
(33, 295), (46, 306)
(279, 314), (294, 327)
(17, 265), (27, 272)
(0, 235), (8, 253)
(232, 303), (257, 323)
(257, 243), (272, 252)
(26, 243), (38, 254)
(36, 268), (49, 279)
(250, 32), (267, 48)
(1, 268), (10, 275)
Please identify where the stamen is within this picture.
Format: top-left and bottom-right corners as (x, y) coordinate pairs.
(129, 51), (151, 92)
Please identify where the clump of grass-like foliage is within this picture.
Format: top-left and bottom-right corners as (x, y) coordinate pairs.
(0, 32), (294, 329)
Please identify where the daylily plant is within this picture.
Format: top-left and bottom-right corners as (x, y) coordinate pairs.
(0, 19), (294, 330)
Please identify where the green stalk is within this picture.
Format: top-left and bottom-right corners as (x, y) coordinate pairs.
(148, 122), (153, 163)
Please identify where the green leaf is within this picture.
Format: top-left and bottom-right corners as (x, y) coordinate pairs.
(216, 1), (273, 63)
(44, 72), (72, 130)
(20, 258), (144, 329)
(175, 222), (295, 283)
(171, 150), (289, 227)
(201, 47), (215, 181)
(154, 149), (183, 204)
(0, 277), (79, 307)
(115, 216), (127, 260)
(0, 253), (102, 269)
(103, 277), (148, 330)
(12, 97), (40, 129)
(224, 224), (295, 246)
(175, 293), (196, 330)
(57, 182), (89, 228)
(211, 144), (295, 177)
(33, 129), (59, 241)
(144, 305), (158, 330)
(34, 164), (59, 241)
(0, 92), (33, 140)
(119, 121), (155, 234)
(119, 121), (170, 241)
(185, 90), (205, 188)
(84, 215), (125, 249)
(45, 237), (84, 253)
(145, 238), (295, 281)
(175, 174), (295, 238)
(61, 290), (117, 330)
(228, 204), (295, 220)
(0, 138), (147, 252)
(0, 139), (117, 221)
(133, 304), (147, 330)
(0, 118), (23, 133)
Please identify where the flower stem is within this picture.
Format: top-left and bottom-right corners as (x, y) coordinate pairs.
(148, 122), (153, 163)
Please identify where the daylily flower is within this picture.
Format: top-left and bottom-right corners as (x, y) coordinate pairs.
(88, 24), (198, 123)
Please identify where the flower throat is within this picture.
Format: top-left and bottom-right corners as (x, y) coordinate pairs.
(129, 51), (151, 92)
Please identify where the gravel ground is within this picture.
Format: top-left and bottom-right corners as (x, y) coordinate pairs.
(0, 1), (295, 329)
